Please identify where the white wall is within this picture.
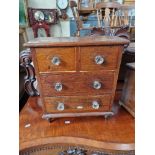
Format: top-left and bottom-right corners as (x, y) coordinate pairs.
(27, 0), (70, 40)
(28, 0), (56, 9)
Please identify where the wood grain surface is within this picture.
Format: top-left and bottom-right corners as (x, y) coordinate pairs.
(40, 71), (114, 96)
(24, 36), (128, 120)
(44, 95), (111, 113)
(20, 97), (135, 151)
(35, 47), (76, 73)
(80, 46), (120, 71)
(120, 63), (135, 117)
(24, 36), (129, 47)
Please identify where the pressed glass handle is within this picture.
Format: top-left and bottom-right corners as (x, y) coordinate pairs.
(57, 102), (65, 111)
(95, 55), (105, 65)
(54, 82), (63, 92)
(51, 56), (61, 66)
(92, 101), (100, 109)
(93, 81), (102, 90)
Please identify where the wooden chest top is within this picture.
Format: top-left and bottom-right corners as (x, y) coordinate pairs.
(24, 36), (129, 47)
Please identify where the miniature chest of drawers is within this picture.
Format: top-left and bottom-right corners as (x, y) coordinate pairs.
(22, 36), (129, 122)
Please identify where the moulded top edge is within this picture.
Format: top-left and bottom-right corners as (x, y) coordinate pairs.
(24, 36), (130, 47)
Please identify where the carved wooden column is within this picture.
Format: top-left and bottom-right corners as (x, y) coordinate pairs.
(20, 49), (39, 96)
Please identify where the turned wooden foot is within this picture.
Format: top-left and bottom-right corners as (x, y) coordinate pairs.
(104, 112), (114, 119)
(47, 118), (55, 123)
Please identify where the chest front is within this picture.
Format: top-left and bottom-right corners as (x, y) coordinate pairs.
(22, 36), (129, 122)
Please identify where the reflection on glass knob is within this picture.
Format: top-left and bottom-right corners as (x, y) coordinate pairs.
(95, 55), (105, 65)
(57, 102), (65, 111)
(51, 56), (61, 65)
(93, 81), (102, 89)
(54, 82), (63, 91)
(92, 101), (100, 109)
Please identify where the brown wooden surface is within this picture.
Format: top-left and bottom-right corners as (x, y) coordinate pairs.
(118, 44), (135, 80)
(78, 8), (95, 15)
(44, 95), (111, 113)
(23, 36), (127, 120)
(119, 63), (135, 117)
(96, 2), (121, 9)
(80, 46), (120, 71)
(35, 46), (121, 73)
(35, 47), (76, 73)
(24, 36), (129, 47)
(40, 71), (114, 96)
(20, 97), (135, 151)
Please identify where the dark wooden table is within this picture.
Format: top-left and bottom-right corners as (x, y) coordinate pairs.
(20, 97), (135, 155)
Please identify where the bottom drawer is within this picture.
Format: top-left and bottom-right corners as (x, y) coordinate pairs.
(44, 95), (112, 113)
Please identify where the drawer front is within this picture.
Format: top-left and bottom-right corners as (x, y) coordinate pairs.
(40, 72), (114, 96)
(35, 47), (76, 72)
(80, 46), (120, 71)
(44, 95), (111, 113)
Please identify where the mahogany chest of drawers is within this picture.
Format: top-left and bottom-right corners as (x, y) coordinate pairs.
(22, 36), (129, 122)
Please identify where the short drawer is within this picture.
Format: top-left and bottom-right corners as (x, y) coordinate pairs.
(40, 71), (114, 96)
(35, 47), (76, 72)
(44, 95), (111, 113)
(80, 46), (120, 71)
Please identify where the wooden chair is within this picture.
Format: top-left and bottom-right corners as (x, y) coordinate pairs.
(70, 1), (133, 40)
(91, 2), (131, 40)
(95, 2), (121, 28)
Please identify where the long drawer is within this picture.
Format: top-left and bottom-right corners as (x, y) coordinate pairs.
(40, 71), (115, 96)
(44, 95), (111, 113)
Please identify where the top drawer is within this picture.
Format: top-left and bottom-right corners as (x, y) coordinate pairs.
(80, 46), (120, 71)
(35, 47), (76, 73)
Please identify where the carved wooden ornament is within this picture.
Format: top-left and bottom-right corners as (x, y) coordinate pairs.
(20, 49), (39, 96)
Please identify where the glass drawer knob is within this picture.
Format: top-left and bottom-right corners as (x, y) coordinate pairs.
(51, 56), (61, 65)
(95, 55), (104, 65)
(92, 101), (100, 109)
(93, 81), (102, 89)
(57, 102), (65, 111)
(54, 82), (63, 91)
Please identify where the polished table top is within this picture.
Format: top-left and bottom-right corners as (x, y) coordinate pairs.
(19, 97), (135, 151)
